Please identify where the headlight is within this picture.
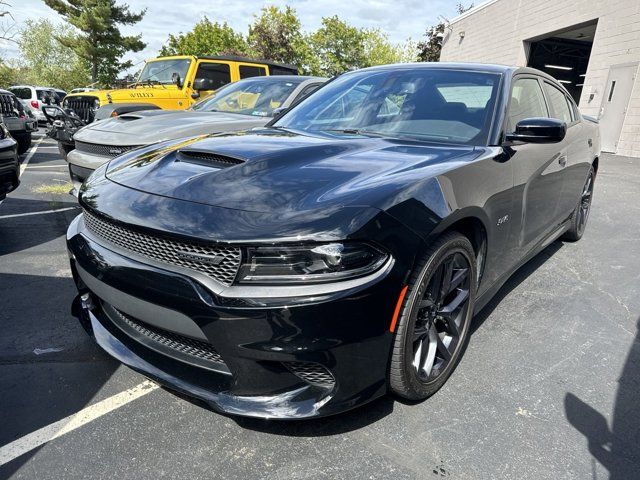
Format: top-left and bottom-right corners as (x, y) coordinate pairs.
(236, 242), (388, 284)
(93, 98), (100, 109)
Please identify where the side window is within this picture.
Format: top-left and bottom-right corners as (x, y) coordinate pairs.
(508, 78), (548, 131)
(239, 65), (266, 79)
(194, 63), (231, 90)
(543, 82), (573, 124)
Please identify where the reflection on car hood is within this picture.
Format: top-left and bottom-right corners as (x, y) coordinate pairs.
(104, 129), (480, 213)
(73, 111), (269, 146)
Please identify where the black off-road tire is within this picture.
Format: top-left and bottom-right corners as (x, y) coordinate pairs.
(389, 232), (477, 400)
(16, 133), (32, 155)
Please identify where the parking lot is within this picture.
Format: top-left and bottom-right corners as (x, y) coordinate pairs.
(0, 133), (639, 479)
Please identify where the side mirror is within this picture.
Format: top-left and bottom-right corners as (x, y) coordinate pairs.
(506, 117), (566, 144)
(272, 106), (289, 119)
(193, 78), (215, 91)
(42, 105), (64, 122)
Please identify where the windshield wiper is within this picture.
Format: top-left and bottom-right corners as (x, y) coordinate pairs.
(322, 128), (392, 138)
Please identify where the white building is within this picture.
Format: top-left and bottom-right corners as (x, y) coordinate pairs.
(439, 0), (640, 157)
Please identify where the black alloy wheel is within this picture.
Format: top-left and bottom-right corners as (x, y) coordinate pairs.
(389, 232), (477, 400)
(563, 166), (595, 242)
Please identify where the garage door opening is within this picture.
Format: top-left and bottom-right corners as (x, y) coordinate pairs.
(526, 20), (597, 103)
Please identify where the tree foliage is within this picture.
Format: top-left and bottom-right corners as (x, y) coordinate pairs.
(160, 18), (249, 57)
(11, 19), (90, 91)
(161, 8), (412, 77)
(417, 3), (473, 62)
(44, 0), (146, 85)
(248, 6), (310, 67)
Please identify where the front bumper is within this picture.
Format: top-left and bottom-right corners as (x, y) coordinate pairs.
(67, 211), (418, 418)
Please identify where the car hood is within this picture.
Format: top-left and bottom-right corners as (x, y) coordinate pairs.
(73, 111), (269, 146)
(103, 129), (480, 214)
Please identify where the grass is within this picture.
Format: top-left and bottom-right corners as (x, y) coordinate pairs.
(32, 182), (73, 195)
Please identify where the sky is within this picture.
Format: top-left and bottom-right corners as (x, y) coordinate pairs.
(3, 0), (469, 73)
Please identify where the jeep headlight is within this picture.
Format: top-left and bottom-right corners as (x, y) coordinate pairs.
(93, 98), (100, 109)
(236, 242), (388, 284)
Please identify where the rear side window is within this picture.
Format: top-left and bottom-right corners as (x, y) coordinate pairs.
(239, 65), (267, 79)
(508, 78), (548, 131)
(195, 63), (231, 90)
(543, 82), (573, 124)
(10, 87), (32, 99)
(292, 83), (322, 104)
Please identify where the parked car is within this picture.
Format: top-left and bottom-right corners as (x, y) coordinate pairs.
(70, 88), (98, 94)
(53, 89), (67, 104)
(8, 85), (57, 124)
(65, 75), (325, 193)
(0, 122), (19, 203)
(67, 63), (600, 419)
(0, 89), (37, 154)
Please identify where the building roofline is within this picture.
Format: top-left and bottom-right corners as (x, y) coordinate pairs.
(449, 0), (499, 24)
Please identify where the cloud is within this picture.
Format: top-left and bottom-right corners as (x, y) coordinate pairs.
(8, 0), (465, 73)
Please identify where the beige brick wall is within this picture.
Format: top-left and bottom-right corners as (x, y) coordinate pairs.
(440, 0), (640, 157)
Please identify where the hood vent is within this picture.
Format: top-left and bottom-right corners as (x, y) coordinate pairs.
(176, 150), (245, 169)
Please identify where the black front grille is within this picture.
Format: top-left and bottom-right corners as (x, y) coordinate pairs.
(110, 306), (225, 365)
(75, 141), (141, 158)
(66, 96), (98, 123)
(83, 209), (242, 286)
(284, 362), (336, 387)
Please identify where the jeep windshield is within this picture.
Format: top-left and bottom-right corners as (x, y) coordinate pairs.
(190, 77), (303, 117)
(137, 59), (192, 86)
(275, 68), (501, 146)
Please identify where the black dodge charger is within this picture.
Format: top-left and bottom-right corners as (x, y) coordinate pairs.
(67, 63), (600, 418)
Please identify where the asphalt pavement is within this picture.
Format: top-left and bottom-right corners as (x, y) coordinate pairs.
(0, 133), (638, 479)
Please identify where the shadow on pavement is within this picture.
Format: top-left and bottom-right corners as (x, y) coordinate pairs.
(472, 240), (564, 333)
(0, 273), (118, 478)
(565, 317), (640, 479)
(0, 197), (79, 256)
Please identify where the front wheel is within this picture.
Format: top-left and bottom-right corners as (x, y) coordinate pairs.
(563, 166), (595, 242)
(389, 232), (477, 400)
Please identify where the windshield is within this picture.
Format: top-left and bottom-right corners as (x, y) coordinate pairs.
(190, 77), (303, 116)
(275, 68), (501, 145)
(138, 59), (192, 85)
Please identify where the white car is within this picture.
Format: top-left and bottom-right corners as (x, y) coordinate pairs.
(8, 85), (58, 124)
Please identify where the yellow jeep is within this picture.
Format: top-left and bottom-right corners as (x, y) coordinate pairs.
(62, 55), (298, 123)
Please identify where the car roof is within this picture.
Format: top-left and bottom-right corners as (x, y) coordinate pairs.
(358, 62), (516, 74)
(238, 75), (325, 83)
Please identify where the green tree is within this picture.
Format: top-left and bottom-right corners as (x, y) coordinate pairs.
(362, 29), (417, 67)
(308, 16), (367, 76)
(247, 6), (311, 68)
(159, 17), (248, 57)
(417, 3), (473, 62)
(44, 0), (146, 85)
(15, 19), (90, 91)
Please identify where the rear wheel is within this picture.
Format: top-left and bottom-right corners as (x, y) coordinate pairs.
(16, 133), (31, 155)
(389, 232), (477, 400)
(563, 166), (595, 242)
(58, 142), (74, 161)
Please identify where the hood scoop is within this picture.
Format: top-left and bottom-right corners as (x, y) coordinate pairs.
(176, 149), (245, 169)
(116, 114), (144, 121)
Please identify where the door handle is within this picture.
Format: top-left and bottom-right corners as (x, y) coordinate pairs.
(558, 155), (567, 167)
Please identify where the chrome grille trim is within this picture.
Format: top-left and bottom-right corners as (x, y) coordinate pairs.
(283, 362), (336, 387)
(110, 306), (226, 365)
(83, 209), (241, 286)
(75, 141), (142, 157)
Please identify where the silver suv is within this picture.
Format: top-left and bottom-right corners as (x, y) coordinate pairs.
(8, 85), (59, 125)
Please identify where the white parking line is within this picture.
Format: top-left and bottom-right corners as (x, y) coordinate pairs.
(0, 381), (159, 466)
(0, 206), (79, 219)
(19, 138), (44, 175)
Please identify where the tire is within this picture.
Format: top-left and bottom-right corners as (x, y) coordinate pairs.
(563, 166), (595, 242)
(58, 142), (74, 161)
(16, 133), (31, 155)
(389, 232), (477, 400)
